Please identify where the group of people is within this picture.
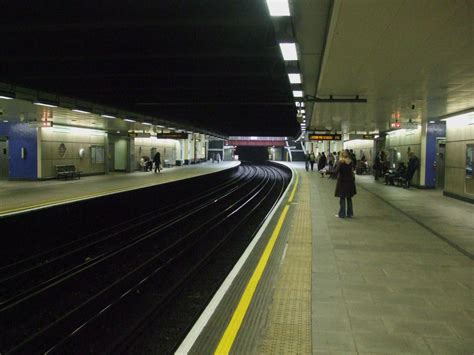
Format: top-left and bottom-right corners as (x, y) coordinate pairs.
(139, 151), (162, 173)
(305, 151), (338, 178)
(307, 148), (420, 218)
(381, 151), (420, 188)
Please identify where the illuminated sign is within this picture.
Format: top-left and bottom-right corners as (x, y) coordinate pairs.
(28, 120), (53, 127)
(390, 122), (418, 129)
(308, 134), (341, 141)
(362, 134), (375, 139)
(156, 132), (189, 139)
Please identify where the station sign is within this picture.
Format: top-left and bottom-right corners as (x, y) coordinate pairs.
(156, 132), (189, 139)
(390, 121), (419, 129)
(28, 120), (53, 127)
(308, 133), (341, 141)
(362, 134), (375, 139)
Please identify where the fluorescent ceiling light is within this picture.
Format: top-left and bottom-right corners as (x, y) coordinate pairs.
(279, 43), (298, 61)
(101, 114), (116, 119)
(34, 101), (58, 108)
(72, 109), (90, 114)
(429, 120), (435, 123)
(124, 118), (136, 122)
(266, 0), (290, 16)
(0, 95), (14, 100)
(156, 125), (164, 128)
(142, 122), (152, 126)
(300, 109), (305, 114)
(292, 90), (303, 97)
(288, 73), (301, 84)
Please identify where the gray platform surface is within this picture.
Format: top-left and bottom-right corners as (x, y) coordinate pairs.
(0, 161), (240, 217)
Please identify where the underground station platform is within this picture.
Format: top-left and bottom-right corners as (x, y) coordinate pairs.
(0, 161), (473, 354)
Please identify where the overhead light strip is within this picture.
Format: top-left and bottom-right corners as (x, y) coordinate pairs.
(265, 0), (290, 16)
(279, 43), (298, 61)
(34, 101), (58, 108)
(72, 109), (90, 114)
(288, 73), (301, 84)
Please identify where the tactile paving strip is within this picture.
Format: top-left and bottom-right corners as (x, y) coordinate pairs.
(257, 172), (312, 354)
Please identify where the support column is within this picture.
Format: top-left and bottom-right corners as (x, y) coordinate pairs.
(419, 123), (427, 187)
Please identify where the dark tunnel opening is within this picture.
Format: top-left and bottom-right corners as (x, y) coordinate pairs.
(235, 146), (269, 162)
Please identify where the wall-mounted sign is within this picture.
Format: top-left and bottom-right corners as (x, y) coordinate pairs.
(362, 134), (375, 139)
(390, 122), (418, 129)
(58, 143), (67, 158)
(308, 134), (342, 141)
(28, 120), (53, 127)
(156, 132), (189, 139)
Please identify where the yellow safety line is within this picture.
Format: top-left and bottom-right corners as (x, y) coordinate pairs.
(214, 168), (298, 354)
(288, 171), (299, 203)
(214, 204), (289, 354)
(0, 182), (161, 216)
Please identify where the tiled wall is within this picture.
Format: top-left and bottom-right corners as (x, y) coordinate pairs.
(40, 126), (106, 178)
(134, 137), (179, 169)
(445, 119), (474, 201)
(385, 127), (422, 184)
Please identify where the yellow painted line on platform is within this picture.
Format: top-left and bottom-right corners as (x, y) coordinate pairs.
(288, 171), (299, 203)
(214, 204), (290, 354)
(0, 182), (161, 216)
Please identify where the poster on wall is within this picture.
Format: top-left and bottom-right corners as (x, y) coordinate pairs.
(91, 145), (105, 164)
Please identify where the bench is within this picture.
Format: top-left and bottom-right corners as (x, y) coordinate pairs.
(55, 165), (82, 180)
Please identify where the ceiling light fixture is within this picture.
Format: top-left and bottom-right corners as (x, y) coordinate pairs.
(142, 122), (152, 126)
(72, 109), (90, 114)
(265, 0), (290, 16)
(123, 118), (136, 123)
(34, 101), (58, 108)
(288, 73), (301, 84)
(101, 114), (116, 119)
(292, 90), (303, 97)
(279, 43), (298, 61)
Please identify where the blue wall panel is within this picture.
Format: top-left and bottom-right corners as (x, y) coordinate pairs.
(425, 122), (446, 188)
(0, 123), (37, 179)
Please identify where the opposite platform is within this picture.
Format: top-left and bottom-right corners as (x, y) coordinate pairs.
(0, 161), (240, 217)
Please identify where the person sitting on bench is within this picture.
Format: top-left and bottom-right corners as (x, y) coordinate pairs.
(385, 162), (406, 185)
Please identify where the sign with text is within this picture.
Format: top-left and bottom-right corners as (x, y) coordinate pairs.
(308, 134), (341, 141)
(156, 132), (189, 139)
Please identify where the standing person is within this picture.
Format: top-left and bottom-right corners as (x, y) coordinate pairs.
(374, 152), (382, 180)
(305, 153), (310, 171)
(404, 152), (420, 188)
(334, 150), (357, 218)
(349, 149), (357, 169)
(153, 151), (161, 173)
(309, 151), (316, 171)
(318, 152), (327, 177)
(216, 152), (221, 163)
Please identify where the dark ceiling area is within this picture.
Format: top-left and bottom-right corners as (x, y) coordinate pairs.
(0, 1), (299, 137)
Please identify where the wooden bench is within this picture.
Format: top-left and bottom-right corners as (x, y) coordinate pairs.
(55, 165), (82, 180)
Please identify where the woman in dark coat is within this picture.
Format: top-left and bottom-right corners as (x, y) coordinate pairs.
(335, 150), (357, 218)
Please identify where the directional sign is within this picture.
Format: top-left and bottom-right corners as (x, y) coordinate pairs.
(308, 134), (341, 141)
(156, 132), (189, 139)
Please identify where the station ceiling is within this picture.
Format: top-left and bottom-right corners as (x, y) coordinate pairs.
(1, 1), (472, 138)
(0, 0), (299, 138)
(296, 0), (474, 134)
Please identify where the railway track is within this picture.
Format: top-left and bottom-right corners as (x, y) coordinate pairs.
(0, 163), (290, 354)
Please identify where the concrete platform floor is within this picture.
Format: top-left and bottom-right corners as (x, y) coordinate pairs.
(306, 163), (473, 354)
(0, 161), (240, 217)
